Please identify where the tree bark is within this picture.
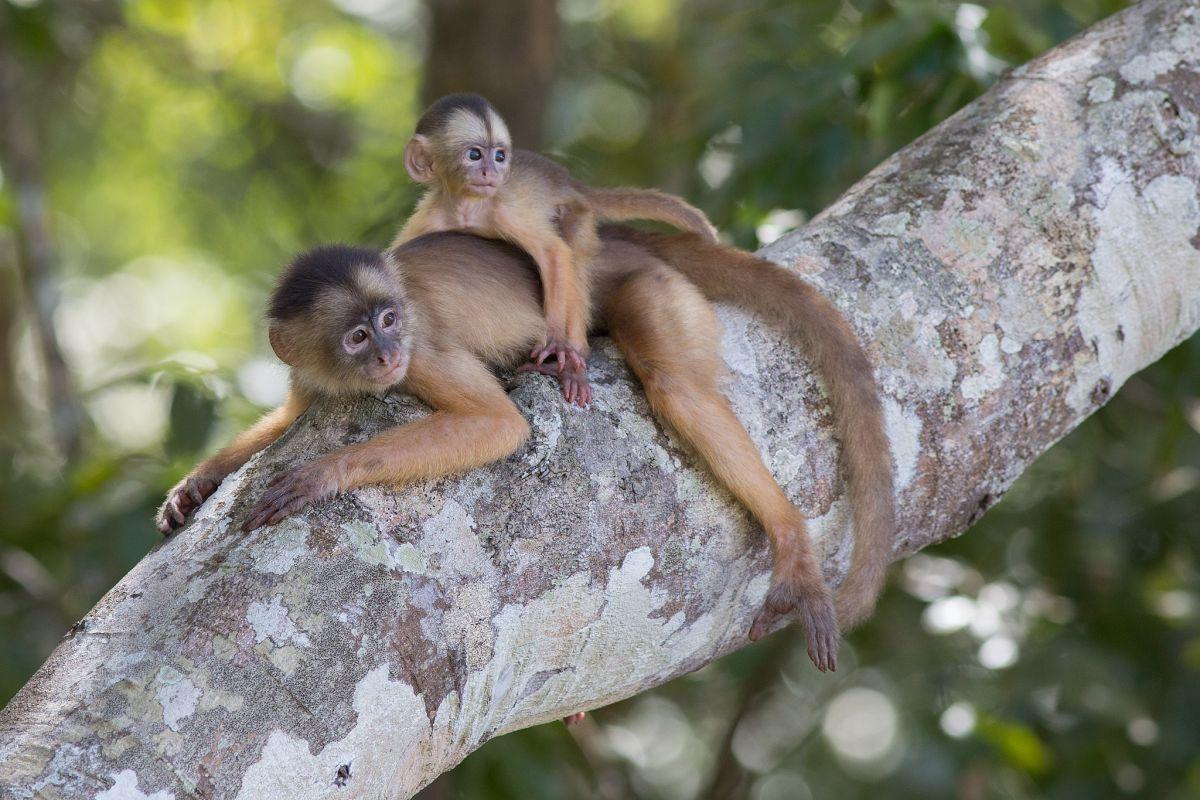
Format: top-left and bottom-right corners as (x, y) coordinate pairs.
(3, 1), (1200, 797)
(421, 0), (558, 149)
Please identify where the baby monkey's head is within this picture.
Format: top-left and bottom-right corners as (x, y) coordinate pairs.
(405, 93), (511, 198)
(267, 245), (413, 396)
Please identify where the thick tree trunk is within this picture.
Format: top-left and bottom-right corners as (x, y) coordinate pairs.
(422, 0), (558, 149)
(3, 2), (1199, 797)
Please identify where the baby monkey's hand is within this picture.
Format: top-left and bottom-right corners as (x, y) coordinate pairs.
(530, 336), (586, 375)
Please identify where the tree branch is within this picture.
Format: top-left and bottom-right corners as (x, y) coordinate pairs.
(3, 2), (1199, 797)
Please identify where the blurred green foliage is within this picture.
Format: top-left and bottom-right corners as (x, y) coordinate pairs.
(3, 0), (1198, 798)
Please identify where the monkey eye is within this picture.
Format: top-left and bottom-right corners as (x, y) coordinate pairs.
(381, 310), (396, 328)
(351, 329), (368, 344)
(467, 147), (483, 161)
(494, 149), (506, 163)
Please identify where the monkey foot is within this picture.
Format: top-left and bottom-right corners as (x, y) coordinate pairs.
(517, 360), (592, 407)
(749, 582), (839, 673)
(563, 712), (586, 727)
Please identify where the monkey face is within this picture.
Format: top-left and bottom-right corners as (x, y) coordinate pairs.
(267, 246), (414, 396)
(340, 303), (411, 387)
(454, 139), (509, 197)
(406, 99), (513, 198)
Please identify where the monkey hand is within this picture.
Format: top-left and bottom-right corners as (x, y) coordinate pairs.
(529, 336), (587, 375)
(517, 360), (592, 407)
(242, 461), (340, 532)
(750, 579), (839, 673)
(157, 472), (222, 535)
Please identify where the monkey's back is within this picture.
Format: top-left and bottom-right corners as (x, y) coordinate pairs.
(390, 232), (548, 367)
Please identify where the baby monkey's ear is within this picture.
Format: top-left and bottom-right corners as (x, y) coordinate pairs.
(268, 325), (297, 367)
(403, 135), (436, 183)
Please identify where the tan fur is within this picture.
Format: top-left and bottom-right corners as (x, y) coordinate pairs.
(394, 99), (719, 378)
(162, 227), (890, 666)
(600, 226), (896, 631)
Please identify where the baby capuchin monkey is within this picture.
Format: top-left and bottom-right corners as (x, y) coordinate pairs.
(157, 230), (895, 674)
(392, 93), (719, 407)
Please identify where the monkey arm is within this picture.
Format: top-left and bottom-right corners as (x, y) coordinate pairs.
(492, 212), (589, 372)
(157, 388), (312, 534)
(242, 351), (530, 531)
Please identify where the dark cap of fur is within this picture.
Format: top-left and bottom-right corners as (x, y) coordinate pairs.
(414, 93), (496, 136)
(268, 244), (385, 321)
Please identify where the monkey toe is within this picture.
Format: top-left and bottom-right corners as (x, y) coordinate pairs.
(748, 592), (792, 642)
(798, 592), (839, 673)
(563, 712), (586, 727)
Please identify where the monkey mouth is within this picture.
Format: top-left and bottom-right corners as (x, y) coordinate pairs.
(466, 182), (500, 196)
(368, 355), (408, 386)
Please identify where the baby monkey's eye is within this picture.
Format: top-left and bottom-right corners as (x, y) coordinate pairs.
(382, 311), (396, 327)
(494, 149), (506, 163)
(351, 329), (368, 344)
(467, 148), (483, 161)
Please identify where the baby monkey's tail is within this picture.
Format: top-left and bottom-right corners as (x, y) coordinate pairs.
(583, 186), (720, 243)
(603, 225), (896, 631)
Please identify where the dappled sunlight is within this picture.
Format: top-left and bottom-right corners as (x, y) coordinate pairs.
(755, 209), (806, 246)
(599, 695), (706, 799)
(820, 687), (903, 778)
(237, 357), (290, 408)
(88, 382), (170, 451)
(939, 701), (977, 739)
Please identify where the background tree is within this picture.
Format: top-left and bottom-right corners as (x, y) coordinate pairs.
(421, 0), (558, 149)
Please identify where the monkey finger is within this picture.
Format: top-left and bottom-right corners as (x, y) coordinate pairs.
(565, 349), (586, 373)
(563, 712), (586, 727)
(258, 485), (298, 513)
(186, 485), (206, 506)
(267, 471), (293, 488)
(516, 361), (559, 377)
(567, 376), (591, 407)
(169, 498), (187, 525)
(798, 594), (839, 673)
(243, 493), (290, 531)
(266, 494), (310, 526)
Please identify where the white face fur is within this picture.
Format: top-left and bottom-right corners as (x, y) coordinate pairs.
(438, 107), (512, 197)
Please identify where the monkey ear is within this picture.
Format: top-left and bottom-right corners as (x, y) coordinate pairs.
(404, 135), (436, 183)
(268, 325), (296, 367)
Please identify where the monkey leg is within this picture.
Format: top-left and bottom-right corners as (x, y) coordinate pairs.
(601, 260), (838, 671)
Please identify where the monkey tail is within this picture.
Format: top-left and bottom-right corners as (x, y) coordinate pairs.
(582, 186), (720, 243)
(603, 225), (895, 631)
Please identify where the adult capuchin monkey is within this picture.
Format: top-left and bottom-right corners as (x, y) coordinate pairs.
(392, 93), (719, 406)
(157, 230), (895, 673)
